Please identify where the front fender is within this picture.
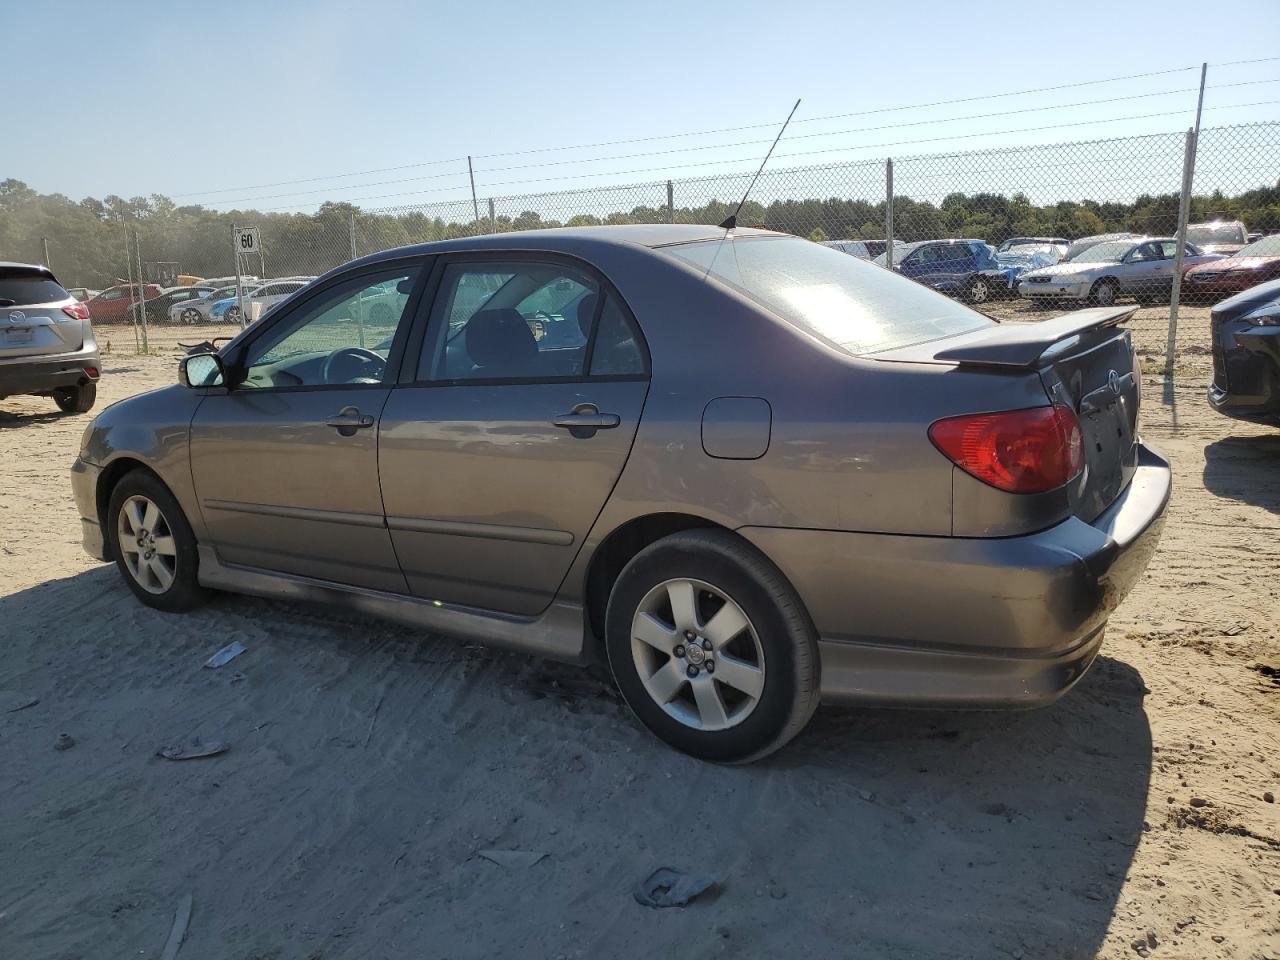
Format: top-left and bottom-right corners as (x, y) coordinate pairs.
(82, 384), (206, 538)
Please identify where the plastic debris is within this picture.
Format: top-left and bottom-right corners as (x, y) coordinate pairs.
(633, 867), (718, 908)
(158, 737), (229, 761)
(0, 692), (39, 713)
(204, 641), (246, 669)
(159, 894), (192, 960)
(477, 849), (546, 868)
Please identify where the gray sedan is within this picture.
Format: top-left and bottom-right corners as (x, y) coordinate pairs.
(1020, 238), (1222, 305)
(69, 225), (1170, 761)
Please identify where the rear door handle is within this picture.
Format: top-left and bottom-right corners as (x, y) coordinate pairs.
(553, 403), (620, 436)
(325, 405), (375, 435)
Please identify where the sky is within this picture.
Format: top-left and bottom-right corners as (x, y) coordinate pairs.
(5, 0), (1279, 213)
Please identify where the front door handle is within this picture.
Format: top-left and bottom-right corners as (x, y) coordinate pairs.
(553, 403), (620, 437)
(325, 405), (375, 436)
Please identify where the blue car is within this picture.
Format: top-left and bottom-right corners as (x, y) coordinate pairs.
(875, 239), (1012, 304)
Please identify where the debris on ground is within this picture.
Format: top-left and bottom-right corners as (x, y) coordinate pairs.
(633, 867), (718, 908)
(204, 640), (246, 669)
(477, 849), (547, 868)
(157, 737), (229, 761)
(0, 692), (39, 713)
(159, 893), (192, 960)
(53, 733), (75, 751)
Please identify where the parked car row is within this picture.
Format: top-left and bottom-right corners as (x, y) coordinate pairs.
(75, 274), (316, 325)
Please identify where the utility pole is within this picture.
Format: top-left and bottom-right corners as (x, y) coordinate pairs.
(1166, 62), (1208, 380)
(467, 156), (480, 225)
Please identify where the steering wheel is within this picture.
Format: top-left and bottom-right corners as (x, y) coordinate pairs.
(321, 347), (385, 384)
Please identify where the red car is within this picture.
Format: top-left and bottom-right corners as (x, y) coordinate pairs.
(1185, 234), (1280, 297)
(85, 283), (163, 323)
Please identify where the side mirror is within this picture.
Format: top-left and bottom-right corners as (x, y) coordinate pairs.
(179, 352), (225, 388)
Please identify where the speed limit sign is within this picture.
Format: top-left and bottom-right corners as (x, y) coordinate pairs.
(235, 226), (260, 254)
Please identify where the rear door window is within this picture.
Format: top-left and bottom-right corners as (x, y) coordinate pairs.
(663, 235), (992, 356)
(0, 276), (69, 305)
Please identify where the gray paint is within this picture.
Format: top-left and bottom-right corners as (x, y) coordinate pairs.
(70, 225), (1172, 709)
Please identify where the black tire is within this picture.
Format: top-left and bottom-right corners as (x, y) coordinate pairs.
(54, 382), (96, 414)
(964, 275), (992, 304)
(107, 470), (208, 612)
(225, 306), (241, 324)
(1089, 278), (1119, 307)
(604, 529), (820, 763)
(180, 307), (202, 325)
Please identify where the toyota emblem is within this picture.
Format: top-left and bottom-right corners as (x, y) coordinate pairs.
(1108, 369), (1121, 395)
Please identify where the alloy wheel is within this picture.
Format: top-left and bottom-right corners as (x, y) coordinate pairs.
(630, 578), (766, 731)
(181, 308), (201, 324)
(116, 495), (178, 595)
(969, 278), (990, 303)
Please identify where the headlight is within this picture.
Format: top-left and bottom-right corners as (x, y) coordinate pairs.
(1251, 315), (1279, 326)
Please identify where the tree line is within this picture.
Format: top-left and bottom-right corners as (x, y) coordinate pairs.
(3, 177), (1278, 288)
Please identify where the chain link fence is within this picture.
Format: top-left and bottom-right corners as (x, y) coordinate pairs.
(20, 121), (1280, 367)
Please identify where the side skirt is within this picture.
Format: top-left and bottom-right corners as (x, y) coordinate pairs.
(196, 545), (590, 664)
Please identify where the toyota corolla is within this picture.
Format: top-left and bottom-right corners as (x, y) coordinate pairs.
(70, 225), (1170, 762)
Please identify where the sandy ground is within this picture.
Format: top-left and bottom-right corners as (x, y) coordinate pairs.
(0, 309), (1277, 960)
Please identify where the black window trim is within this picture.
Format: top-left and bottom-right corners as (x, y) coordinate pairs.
(397, 249), (650, 388)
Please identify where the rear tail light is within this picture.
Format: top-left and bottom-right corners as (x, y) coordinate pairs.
(84, 367), (99, 379)
(62, 302), (90, 320)
(929, 405), (1084, 494)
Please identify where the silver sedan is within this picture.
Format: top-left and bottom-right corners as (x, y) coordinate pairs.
(1020, 237), (1222, 305)
(70, 225), (1170, 761)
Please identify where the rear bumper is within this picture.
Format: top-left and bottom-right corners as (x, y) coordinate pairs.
(71, 457), (108, 561)
(0, 343), (100, 397)
(740, 442), (1171, 709)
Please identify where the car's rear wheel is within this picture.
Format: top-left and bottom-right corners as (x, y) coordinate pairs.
(965, 276), (992, 304)
(54, 382), (96, 414)
(180, 307), (202, 324)
(1089, 278), (1119, 306)
(225, 306), (241, 324)
(604, 529), (820, 763)
(107, 470), (208, 612)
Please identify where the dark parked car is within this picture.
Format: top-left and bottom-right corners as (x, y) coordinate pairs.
(0, 262), (101, 413)
(129, 285), (219, 325)
(1208, 277), (1280, 424)
(874, 239), (1011, 303)
(71, 226), (1169, 762)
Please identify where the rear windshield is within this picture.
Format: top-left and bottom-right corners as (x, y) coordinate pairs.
(0, 276), (70, 306)
(663, 236), (992, 355)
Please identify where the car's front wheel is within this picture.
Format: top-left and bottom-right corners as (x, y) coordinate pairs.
(605, 529), (820, 763)
(107, 470), (208, 612)
(54, 382), (96, 414)
(180, 307), (202, 324)
(1090, 278), (1119, 306)
(965, 276), (992, 304)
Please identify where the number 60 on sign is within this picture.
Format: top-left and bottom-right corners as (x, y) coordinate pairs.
(236, 227), (260, 254)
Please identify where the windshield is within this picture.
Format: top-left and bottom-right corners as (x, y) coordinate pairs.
(1187, 222), (1246, 245)
(1234, 234), (1280, 257)
(1072, 240), (1134, 263)
(663, 236), (992, 356)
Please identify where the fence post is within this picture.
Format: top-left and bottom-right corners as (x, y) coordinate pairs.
(467, 156), (480, 225)
(884, 159), (895, 269)
(667, 181), (674, 224)
(231, 222), (246, 331)
(349, 211), (357, 261)
(42, 237), (51, 269)
(134, 229), (149, 353)
(488, 198), (497, 233)
(1165, 64), (1208, 380)
(122, 221), (139, 352)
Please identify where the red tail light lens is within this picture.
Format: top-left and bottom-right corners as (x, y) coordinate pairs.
(62, 302), (90, 320)
(83, 367), (100, 379)
(929, 405), (1084, 494)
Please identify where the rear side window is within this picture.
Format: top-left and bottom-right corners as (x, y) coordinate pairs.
(0, 276), (69, 305)
(663, 236), (992, 356)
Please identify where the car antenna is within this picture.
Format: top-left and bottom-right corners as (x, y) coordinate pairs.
(718, 98), (801, 231)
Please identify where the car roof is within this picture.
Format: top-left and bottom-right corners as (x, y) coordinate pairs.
(0, 261), (56, 281)
(351, 224), (785, 270)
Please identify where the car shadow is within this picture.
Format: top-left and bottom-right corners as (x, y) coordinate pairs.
(1203, 435), (1280, 514)
(0, 406), (75, 426)
(0, 568), (1151, 960)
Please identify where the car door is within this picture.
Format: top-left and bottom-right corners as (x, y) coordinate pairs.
(189, 260), (426, 591)
(1118, 242), (1163, 296)
(378, 255), (650, 616)
(898, 246), (936, 282)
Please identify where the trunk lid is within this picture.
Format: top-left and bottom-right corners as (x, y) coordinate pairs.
(0, 269), (85, 359)
(878, 306), (1142, 523)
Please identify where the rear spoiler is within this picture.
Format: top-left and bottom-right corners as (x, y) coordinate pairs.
(931, 306), (1138, 369)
